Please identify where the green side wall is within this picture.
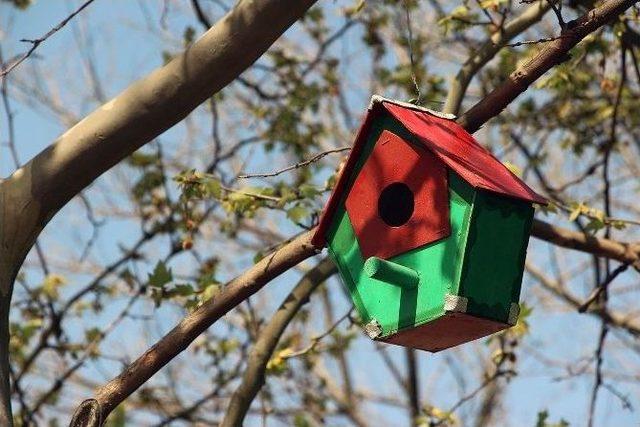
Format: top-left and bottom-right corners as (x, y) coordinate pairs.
(458, 191), (534, 322)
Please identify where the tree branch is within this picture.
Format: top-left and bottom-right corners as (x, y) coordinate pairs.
(530, 220), (640, 267)
(69, 230), (317, 425)
(220, 257), (336, 427)
(1, 0), (318, 296)
(457, 0), (639, 133)
(0, 0), (97, 79)
(238, 147), (351, 179)
(578, 262), (630, 313)
(443, 0), (553, 115)
(526, 263), (640, 336)
(406, 348), (420, 426)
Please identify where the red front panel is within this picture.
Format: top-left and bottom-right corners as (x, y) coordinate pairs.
(345, 130), (450, 260)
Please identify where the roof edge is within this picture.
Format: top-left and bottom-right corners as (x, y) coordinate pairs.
(368, 95), (456, 121)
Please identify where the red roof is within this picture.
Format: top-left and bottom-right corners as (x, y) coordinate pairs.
(312, 96), (546, 248)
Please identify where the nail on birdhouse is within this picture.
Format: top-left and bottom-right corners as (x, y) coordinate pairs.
(312, 95), (546, 352)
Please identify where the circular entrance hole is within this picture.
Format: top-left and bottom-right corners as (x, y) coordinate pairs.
(377, 182), (414, 227)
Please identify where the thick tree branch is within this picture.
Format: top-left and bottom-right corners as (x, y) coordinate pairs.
(457, 0), (639, 133)
(0, 0), (318, 296)
(452, 0), (640, 266)
(0, 9), (321, 420)
(531, 220), (640, 267)
(221, 257), (336, 427)
(443, 0), (553, 115)
(70, 230), (317, 425)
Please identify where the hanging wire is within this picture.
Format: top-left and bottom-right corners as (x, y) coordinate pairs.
(403, 0), (422, 105)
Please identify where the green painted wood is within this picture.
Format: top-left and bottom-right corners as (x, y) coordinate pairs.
(326, 210), (368, 319)
(327, 170), (475, 337)
(363, 257), (420, 289)
(387, 172), (473, 334)
(458, 191), (534, 322)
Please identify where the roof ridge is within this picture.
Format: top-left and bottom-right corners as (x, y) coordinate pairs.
(368, 95), (456, 121)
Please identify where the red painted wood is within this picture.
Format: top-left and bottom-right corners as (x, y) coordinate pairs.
(311, 108), (382, 249)
(312, 98), (546, 249)
(381, 312), (508, 352)
(345, 130), (450, 260)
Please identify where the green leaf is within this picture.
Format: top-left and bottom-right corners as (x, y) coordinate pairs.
(293, 414), (312, 427)
(253, 251), (265, 264)
(200, 284), (220, 304)
(568, 203), (583, 222)
(287, 205), (309, 223)
(299, 184), (321, 199)
(148, 261), (172, 288)
(511, 302), (532, 337)
(128, 151), (159, 167)
(344, 0), (365, 17)
(451, 5), (469, 17)
(42, 274), (67, 299)
(85, 328), (102, 343)
(536, 410), (570, 427)
(584, 218), (605, 233)
(479, 0), (507, 8)
(611, 220), (627, 230)
(172, 284), (195, 297)
(205, 178), (222, 198)
(266, 347), (295, 374)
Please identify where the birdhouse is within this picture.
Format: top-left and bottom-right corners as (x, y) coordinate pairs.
(312, 96), (546, 352)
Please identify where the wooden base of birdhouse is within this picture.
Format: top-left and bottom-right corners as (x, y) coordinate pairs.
(377, 299), (518, 353)
(381, 314), (506, 352)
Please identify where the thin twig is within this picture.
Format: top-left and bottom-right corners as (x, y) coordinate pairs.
(281, 307), (354, 359)
(1, 0), (97, 78)
(191, 0), (212, 27)
(579, 263), (630, 313)
(546, 0), (566, 29)
(238, 147), (351, 179)
(587, 44), (628, 427)
(434, 370), (515, 425)
(220, 258), (336, 427)
(504, 35), (565, 47)
(474, 0), (498, 27)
